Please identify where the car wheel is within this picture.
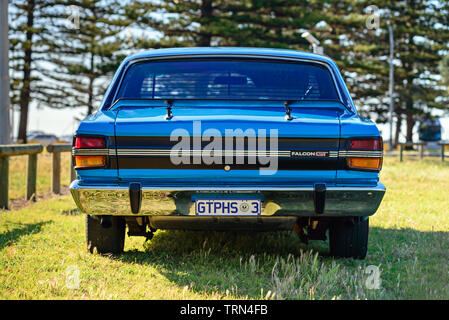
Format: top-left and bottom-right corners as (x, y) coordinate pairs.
(329, 217), (369, 259)
(86, 215), (125, 254)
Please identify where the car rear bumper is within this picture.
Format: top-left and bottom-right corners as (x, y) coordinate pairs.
(70, 180), (385, 217)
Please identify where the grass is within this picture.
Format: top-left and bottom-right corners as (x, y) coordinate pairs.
(0, 157), (448, 299)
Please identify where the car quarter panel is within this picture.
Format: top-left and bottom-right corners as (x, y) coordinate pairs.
(73, 110), (119, 182)
(336, 112), (383, 186)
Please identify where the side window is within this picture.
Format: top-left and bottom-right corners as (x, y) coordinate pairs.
(335, 77), (354, 112)
(101, 62), (128, 109)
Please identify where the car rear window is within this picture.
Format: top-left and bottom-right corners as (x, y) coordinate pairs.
(116, 59), (339, 101)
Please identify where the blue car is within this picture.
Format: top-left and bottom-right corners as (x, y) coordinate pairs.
(70, 47), (385, 259)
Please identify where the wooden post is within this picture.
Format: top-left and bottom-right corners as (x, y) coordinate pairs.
(399, 144), (403, 162)
(52, 151), (61, 194)
(419, 144), (424, 160)
(442, 144), (446, 162)
(70, 156), (76, 182)
(0, 144), (43, 208)
(46, 144), (72, 193)
(26, 153), (37, 201)
(0, 156), (8, 209)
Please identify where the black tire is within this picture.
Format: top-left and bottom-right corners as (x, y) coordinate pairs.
(329, 217), (369, 259)
(86, 215), (126, 254)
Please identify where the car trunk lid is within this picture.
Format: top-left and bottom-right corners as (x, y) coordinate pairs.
(113, 100), (344, 187)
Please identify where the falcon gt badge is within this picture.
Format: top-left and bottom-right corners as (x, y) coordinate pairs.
(290, 151), (330, 157)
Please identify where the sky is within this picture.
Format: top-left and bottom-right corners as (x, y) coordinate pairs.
(11, 103), (81, 139)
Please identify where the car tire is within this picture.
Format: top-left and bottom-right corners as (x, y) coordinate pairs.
(86, 215), (126, 254)
(329, 217), (369, 259)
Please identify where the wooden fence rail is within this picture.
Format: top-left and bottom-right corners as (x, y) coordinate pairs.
(399, 142), (449, 162)
(0, 143), (74, 210)
(0, 144), (44, 209)
(399, 142), (426, 162)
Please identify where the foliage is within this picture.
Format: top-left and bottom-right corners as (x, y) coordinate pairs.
(34, 0), (133, 116)
(9, 0), (55, 142)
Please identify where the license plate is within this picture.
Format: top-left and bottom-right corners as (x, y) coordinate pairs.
(195, 199), (261, 216)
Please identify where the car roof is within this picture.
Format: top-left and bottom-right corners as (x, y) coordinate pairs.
(124, 47), (339, 69)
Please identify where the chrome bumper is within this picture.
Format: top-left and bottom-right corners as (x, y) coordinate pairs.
(70, 180), (385, 217)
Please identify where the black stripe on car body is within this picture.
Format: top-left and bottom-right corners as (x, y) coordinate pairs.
(116, 156), (338, 171)
(114, 136), (340, 149)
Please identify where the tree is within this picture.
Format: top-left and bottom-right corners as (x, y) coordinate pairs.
(125, 0), (321, 49)
(317, 0), (449, 144)
(35, 0), (132, 116)
(307, 1), (390, 123)
(364, 1), (449, 143)
(9, 0), (52, 143)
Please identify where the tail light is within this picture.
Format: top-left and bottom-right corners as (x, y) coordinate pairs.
(75, 136), (106, 149)
(346, 137), (383, 171)
(74, 136), (106, 169)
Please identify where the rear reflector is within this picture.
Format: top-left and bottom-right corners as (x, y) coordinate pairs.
(347, 157), (382, 170)
(75, 136), (106, 149)
(75, 155), (106, 168)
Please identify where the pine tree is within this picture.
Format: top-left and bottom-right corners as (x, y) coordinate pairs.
(35, 0), (132, 116)
(9, 0), (53, 143)
(314, 0), (449, 144)
(385, 0), (448, 143)
(379, 1), (448, 143)
(125, 0), (322, 49)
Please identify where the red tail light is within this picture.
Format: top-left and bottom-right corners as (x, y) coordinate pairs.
(75, 136), (106, 149)
(74, 136), (106, 169)
(347, 137), (383, 171)
(349, 138), (383, 151)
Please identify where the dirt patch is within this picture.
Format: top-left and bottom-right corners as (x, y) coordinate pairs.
(7, 186), (70, 211)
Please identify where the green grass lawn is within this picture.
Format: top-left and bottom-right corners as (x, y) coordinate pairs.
(1, 157), (448, 299)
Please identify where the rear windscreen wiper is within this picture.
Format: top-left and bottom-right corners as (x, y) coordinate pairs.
(284, 86), (314, 120)
(284, 100), (294, 121)
(165, 99), (174, 120)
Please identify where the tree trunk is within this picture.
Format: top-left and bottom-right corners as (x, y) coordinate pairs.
(87, 76), (94, 115)
(17, 0), (35, 143)
(394, 112), (402, 147)
(87, 51), (94, 115)
(198, 0), (213, 46)
(405, 111), (415, 143)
